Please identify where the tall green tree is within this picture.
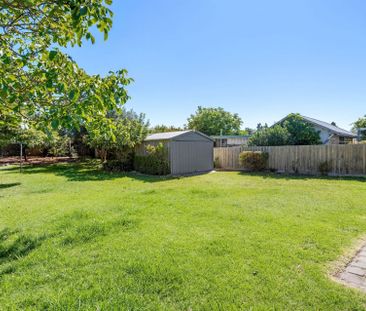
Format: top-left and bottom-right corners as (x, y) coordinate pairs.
(249, 114), (321, 146)
(87, 109), (149, 162)
(248, 125), (289, 146)
(187, 106), (242, 136)
(0, 0), (131, 135)
(281, 114), (321, 145)
(149, 125), (183, 134)
(353, 115), (366, 140)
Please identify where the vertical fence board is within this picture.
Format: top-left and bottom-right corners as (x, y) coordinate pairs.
(213, 145), (366, 176)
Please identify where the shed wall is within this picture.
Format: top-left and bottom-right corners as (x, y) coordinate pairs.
(170, 140), (213, 174)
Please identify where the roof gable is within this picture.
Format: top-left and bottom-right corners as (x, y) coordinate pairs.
(144, 130), (213, 142)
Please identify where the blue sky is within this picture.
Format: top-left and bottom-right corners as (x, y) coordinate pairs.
(67, 0), (366, 130)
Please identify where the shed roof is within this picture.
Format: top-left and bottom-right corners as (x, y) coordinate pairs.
(145, 130), (213, 142)
(275, 114), (356, 138)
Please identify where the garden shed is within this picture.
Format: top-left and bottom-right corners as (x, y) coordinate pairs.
(136, 130), (214, 175)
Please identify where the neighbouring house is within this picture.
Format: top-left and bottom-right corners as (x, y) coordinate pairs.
(211, 135), (249, 147)
(275, 114), (357, 144)
(136, 130), (214, 175)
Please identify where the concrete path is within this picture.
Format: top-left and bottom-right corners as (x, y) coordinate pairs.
(338, 244), (366, 291)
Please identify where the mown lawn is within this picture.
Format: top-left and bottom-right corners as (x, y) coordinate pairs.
(1, 162), (366, 310)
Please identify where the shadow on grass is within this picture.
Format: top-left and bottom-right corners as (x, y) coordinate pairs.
(0, 161), (174, 183)
(237, 171), (366, 182)
(0, 182), (21, 190)
(0, 228), (46, 278)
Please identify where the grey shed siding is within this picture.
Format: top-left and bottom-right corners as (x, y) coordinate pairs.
(170, 140), (213, 174)
(138, 130), (213, 175)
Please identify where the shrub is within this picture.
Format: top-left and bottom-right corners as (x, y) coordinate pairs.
(239, 151), (268, 171)
(134, 143), (170, 175)
(248, 125), (289, 146)
(103, 159), (134, 172)
(318, 161), (331, 176)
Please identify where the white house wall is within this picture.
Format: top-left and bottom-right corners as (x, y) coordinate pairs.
(313, 125), (332, 144)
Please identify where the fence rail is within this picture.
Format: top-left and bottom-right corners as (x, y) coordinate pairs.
(214, 145), (366, 176)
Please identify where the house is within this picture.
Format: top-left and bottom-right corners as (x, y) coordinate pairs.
(275, 114), (357, 144)
(136, 130), (214, 175)
(211, 135), (249, 147)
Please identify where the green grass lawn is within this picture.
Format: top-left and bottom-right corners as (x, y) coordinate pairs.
(1, 162), (366, 310)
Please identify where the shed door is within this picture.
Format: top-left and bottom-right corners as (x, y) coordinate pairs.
(170, 141), (213, 175)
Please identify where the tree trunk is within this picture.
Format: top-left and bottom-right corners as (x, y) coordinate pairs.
(99, 149), (107, 163)
(23, 146), (28, 162)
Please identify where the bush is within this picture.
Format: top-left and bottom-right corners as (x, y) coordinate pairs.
(103, 159), (134, 172)
(248, 125), (289, 146)
(239, 151), (268, 171)
(134, 143), (170, 175)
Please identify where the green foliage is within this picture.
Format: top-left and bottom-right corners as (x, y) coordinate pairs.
(353, 115), (366, 140)
(248, 126), (289, 146)
(134, 143), (170, 175)
(0, 0), (131, 135)
(0, 119), (72, 158)
(249, 114), (322, 146)
(187, 106), (242, 136)
(239, 151), (268, 171)
(44, 133), (73, 157)
(149, 125), (183, 134)
(87, 109), (149, 162)
(281, 114), (321, 145)
(103, 159), (134, 172)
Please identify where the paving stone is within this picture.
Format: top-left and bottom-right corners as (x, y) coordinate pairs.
(335, 243), (366, 291)
(340, 272), (364, 285)
(346, 266), (366, 277)
(352, 259), (366, 269)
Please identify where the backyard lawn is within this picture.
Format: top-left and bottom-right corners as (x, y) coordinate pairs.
(1, 162), (366, 310)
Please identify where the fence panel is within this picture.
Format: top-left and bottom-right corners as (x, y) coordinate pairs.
(213, 145), (366, 176)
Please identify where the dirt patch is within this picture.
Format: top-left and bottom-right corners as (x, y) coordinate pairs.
(0, 156), (76, 167)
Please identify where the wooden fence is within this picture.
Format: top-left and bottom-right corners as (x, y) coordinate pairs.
(214, 145), (366, 176)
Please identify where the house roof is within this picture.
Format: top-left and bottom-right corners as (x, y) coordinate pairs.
(145, 130), (213, 141)
(275, 114), (357, 138)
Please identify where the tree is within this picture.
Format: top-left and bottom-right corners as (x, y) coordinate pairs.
(353, 115), (366, 140)
(187, 106), (242, 136)
(0, 0), (131, 135)
(87, 109), (149, 162)
(0, 117), (72, 160)
(242, 127), (256, 136)
(256, 123), (268, 131)
(281, 114), (321, 145)
(249, 114), (322, 146)
(149, 125), (183, 134)
(248, 125), (289, 146)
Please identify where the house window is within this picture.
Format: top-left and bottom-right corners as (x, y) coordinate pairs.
(214, 139), (227, 147)
(339, 137), (352, 144)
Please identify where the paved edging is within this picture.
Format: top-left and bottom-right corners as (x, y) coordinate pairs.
(337, 243), (366, 291)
